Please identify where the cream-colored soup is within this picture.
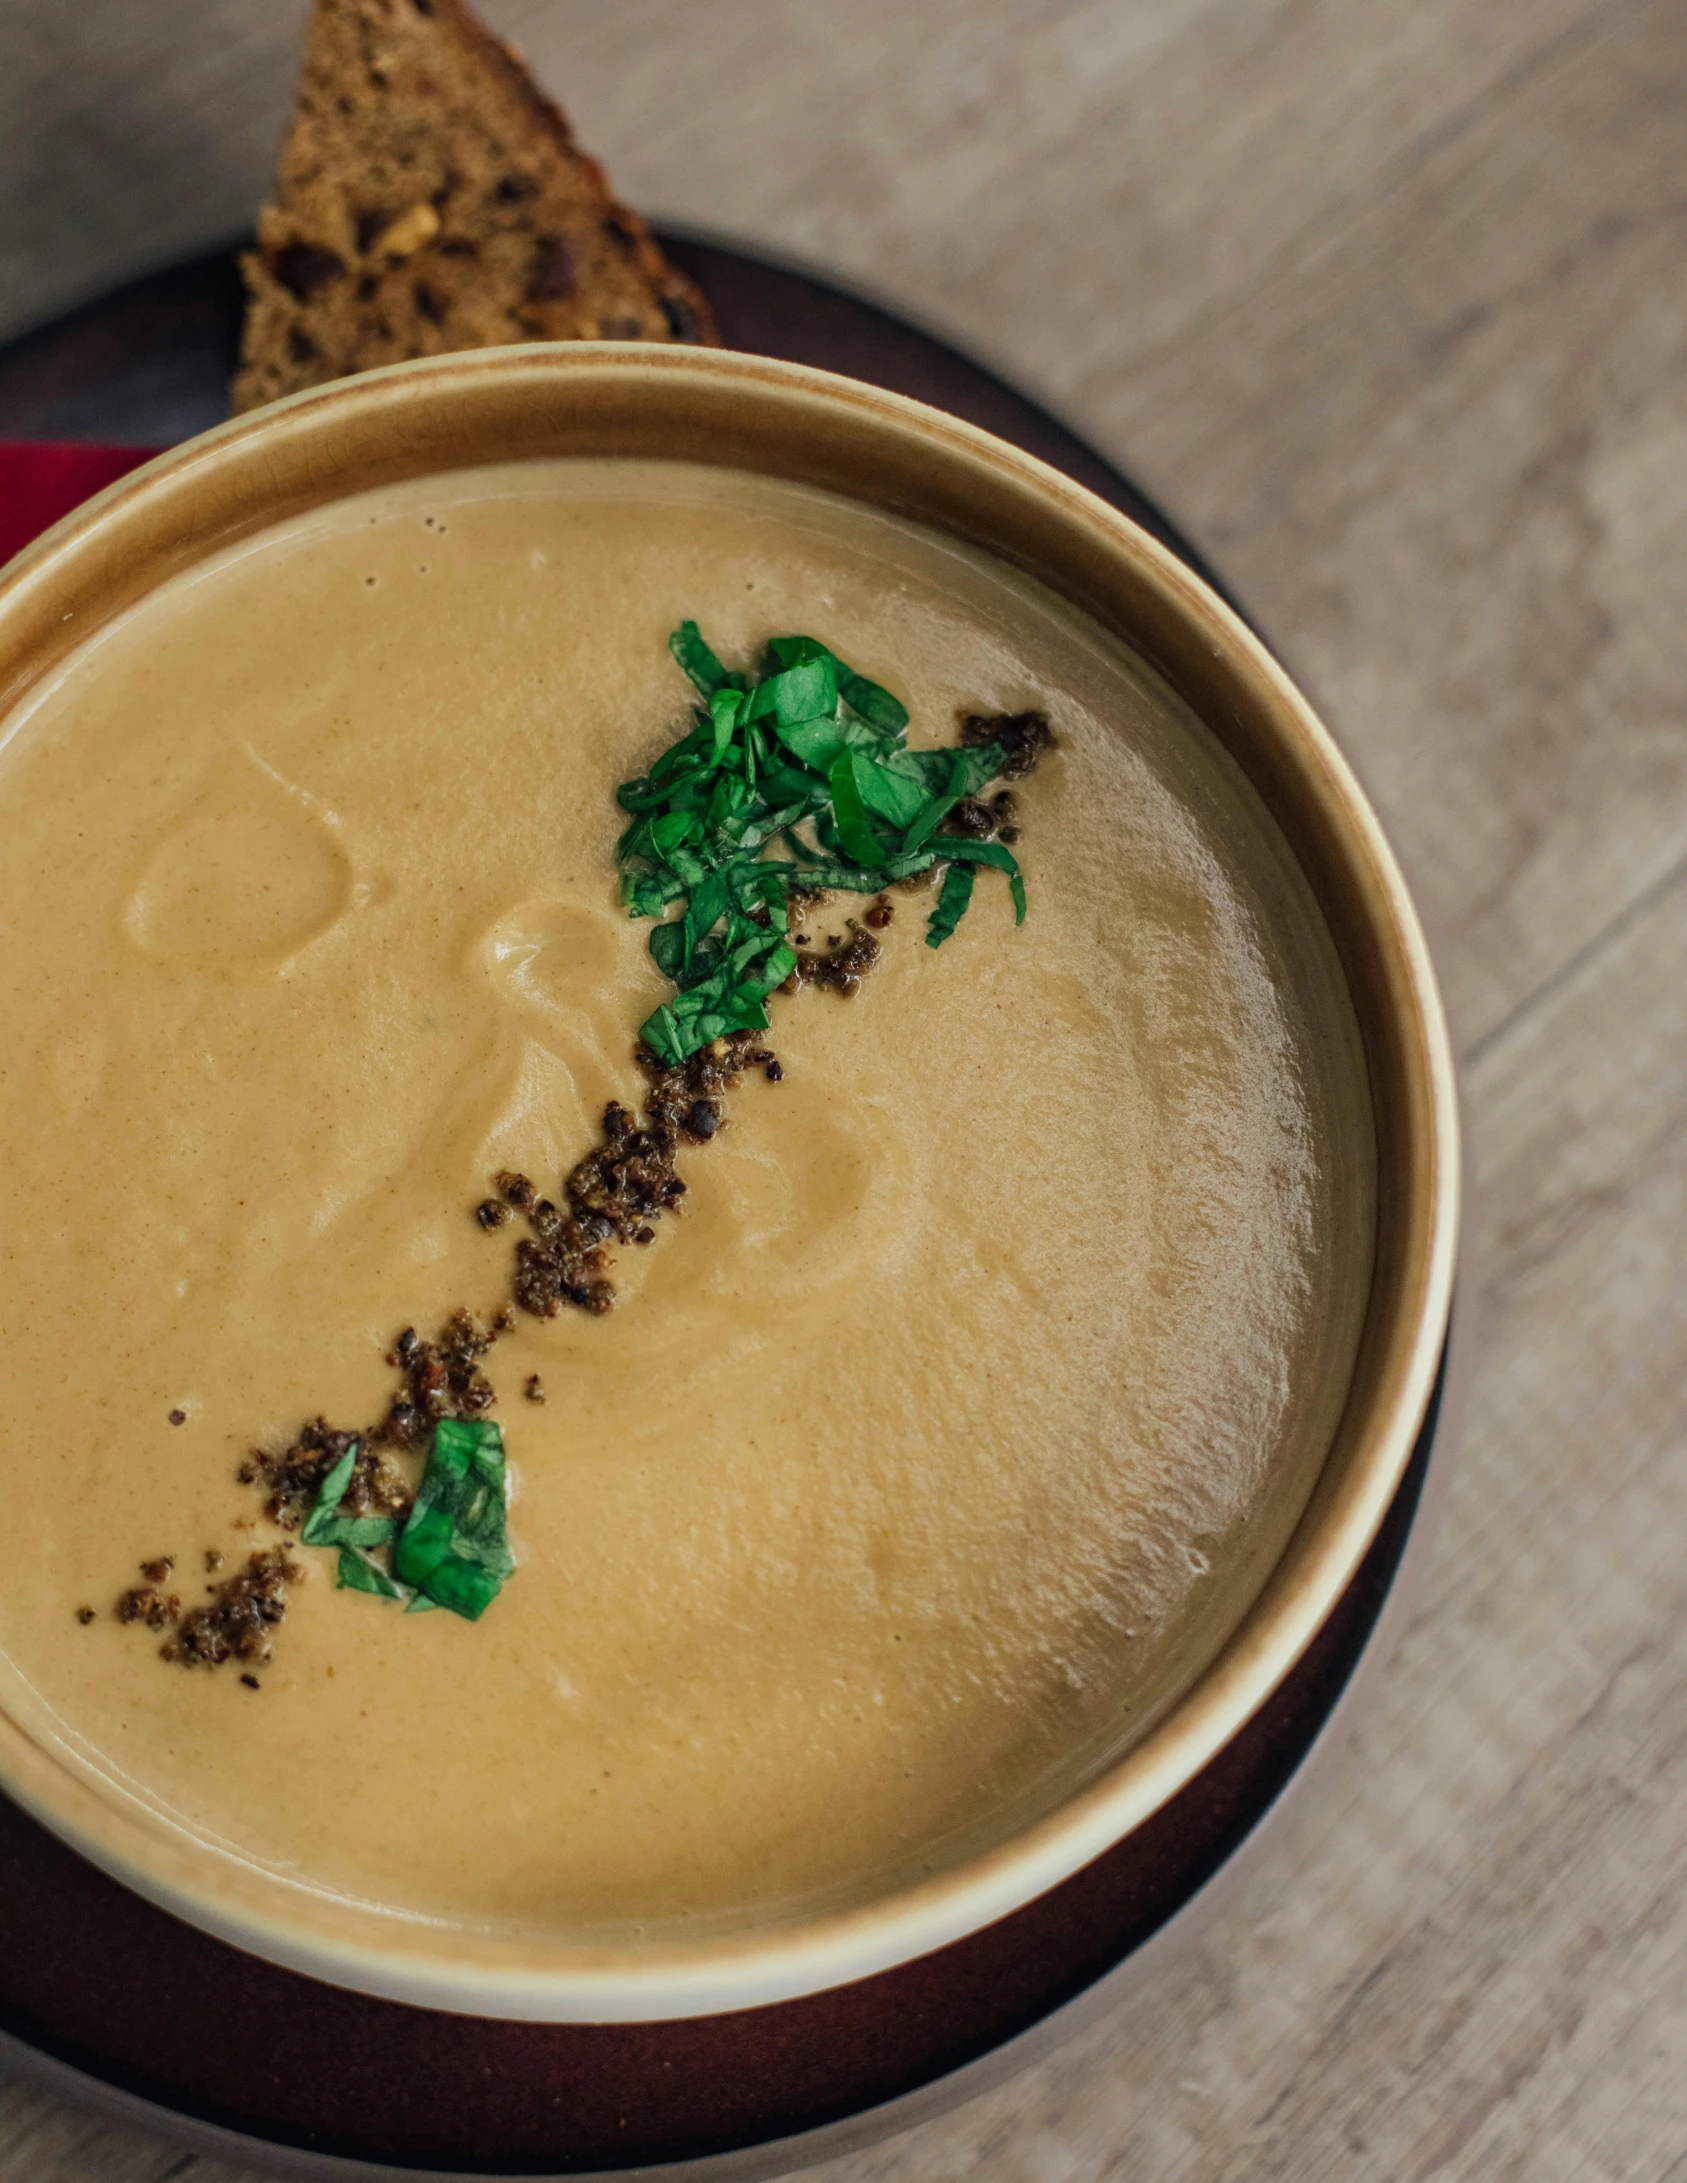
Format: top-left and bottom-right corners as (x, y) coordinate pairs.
(0, 461), (1371, 1942)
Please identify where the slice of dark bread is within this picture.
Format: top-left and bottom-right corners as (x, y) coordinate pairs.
(233, 0), (715, 413)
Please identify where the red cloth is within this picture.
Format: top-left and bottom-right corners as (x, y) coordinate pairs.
(0, 442), (161, 567)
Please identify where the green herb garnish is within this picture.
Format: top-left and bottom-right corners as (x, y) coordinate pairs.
(615, 624), (1027, 1064)
(393, 1418), (515, 1623)
(300, 1422), (513, 1621)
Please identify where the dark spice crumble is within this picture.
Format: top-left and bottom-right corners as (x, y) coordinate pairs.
(503, 1030), (774, 1321)
(76, 1606), (96, 1626)
(117, 1583), (180, 1631)
(960, 707), (1054, 779)
(382, 1307), (499, 1442)
(240, 1418), (413, 1531)
(942, 782), (1034, 847)
(788, 918), (881, 997)
(240, 1673), (261, 1690)
(164, 1548), (301, 1668)
(682, 1099), (720, 1141)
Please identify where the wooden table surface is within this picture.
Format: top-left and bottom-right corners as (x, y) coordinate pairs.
(2, 2), (1684, 2176)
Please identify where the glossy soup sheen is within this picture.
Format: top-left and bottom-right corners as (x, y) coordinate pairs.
(0, 461), (1373, 1942)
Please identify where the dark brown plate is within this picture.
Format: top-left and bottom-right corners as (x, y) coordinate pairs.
(0, 232), (1447, 2179)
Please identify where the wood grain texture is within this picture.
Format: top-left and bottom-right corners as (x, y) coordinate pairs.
(1, 0), (1684, 2176)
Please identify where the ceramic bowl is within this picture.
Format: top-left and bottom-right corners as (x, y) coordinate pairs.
(0, 346), (1458, 2022)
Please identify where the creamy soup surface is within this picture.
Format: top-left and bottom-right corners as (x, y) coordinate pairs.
(0, 461), (1372, 1941)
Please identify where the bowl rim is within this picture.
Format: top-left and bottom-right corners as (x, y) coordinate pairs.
(0, 343), (1460, 2022)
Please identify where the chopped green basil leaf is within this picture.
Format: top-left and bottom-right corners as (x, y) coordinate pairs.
(708, 687), (743, 761)
(771, 713), (852, 770)
(648, 917), (687, 980)
(300, 1445), (357, 1545)
(926, 861), (976, 947)
(764, 655), (838, 726)
(838, 667), (909, 736)
(335, 1546), (408, 1599)
(765, 633), (830, 673)
(938, 836), (1027, 922)
(853, 755), (930, 833)
(900, 750), (972, 853)
(680, 867), (732, 978)
(828, 751), (886, 868)
(394, 1418), (515, 1622)
(669, 620), (739, 698)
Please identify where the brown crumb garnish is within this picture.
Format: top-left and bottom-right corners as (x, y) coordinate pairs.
(377, 1307), (500, 1444)
(524, 1374), (546, 1403)
(76, 1606), (96, 1626)
(476, 1197), (511, 1230)
(788, 918), (881, 998)
(959, 708), (1054, 780)
(948, 797), (996, 839)
(504, 1032), (773, 1322)
(140, 1556), (174, 1583)
(117, 1586), (180, 1631)
(163, 1547), (301, 1669)
(167, 1408), (187, 1427)
(497, 1169), (536, 1209)
(765, 1058), (784, 1083)
(864, 897), (894, 930)
(240, 1674), (261, 1691)
(205, 1549), (224, 1572)
(248, 1419), (414, 1529)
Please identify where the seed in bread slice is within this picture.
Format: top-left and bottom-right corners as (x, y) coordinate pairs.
(232, 0), (715, 414)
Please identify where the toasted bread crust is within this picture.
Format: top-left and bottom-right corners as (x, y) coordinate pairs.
(233, 0), (715, 414)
